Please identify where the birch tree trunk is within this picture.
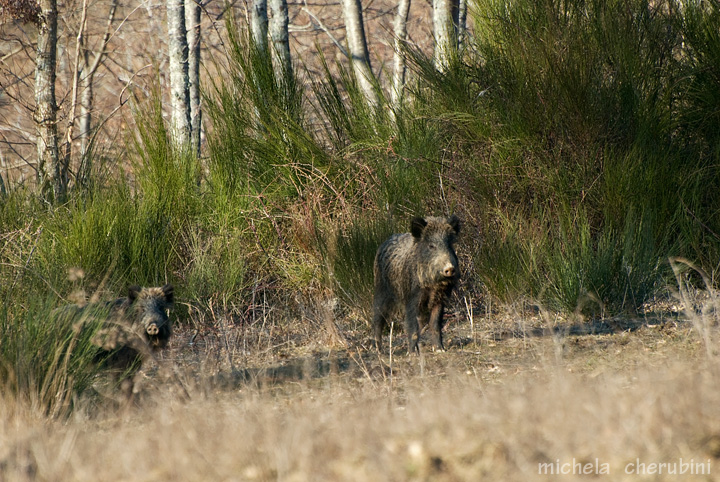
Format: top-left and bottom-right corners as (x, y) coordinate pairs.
(0, 148), (6, 196)
(269, 0), (292, 81)
(391, 0), (411, 116)
(341, 0), (379, 108)
(61, 0), (87, 192)
(78, 52), (93, 161)
(251, 0), (268, 54)
(458, 0), (467, 48)
(433, 0), (459, 72)
(186, 0), (201, 157)
(35, 0), (62, 200)
(167, 0), (191, 146)
(249, 0), (269, 132)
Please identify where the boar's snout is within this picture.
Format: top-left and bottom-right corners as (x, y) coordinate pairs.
(142, 313), (166, 336)
(443, 264), (456, 278)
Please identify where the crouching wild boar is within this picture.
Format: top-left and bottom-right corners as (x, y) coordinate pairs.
(66, 284), (174, 395)
(372, 215), (460, 354)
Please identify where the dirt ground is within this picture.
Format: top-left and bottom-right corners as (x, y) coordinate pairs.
(2, 293), (720, 481)
(160, 291), (700, 392)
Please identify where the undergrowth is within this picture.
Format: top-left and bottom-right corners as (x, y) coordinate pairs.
(3, 0), (720, 411)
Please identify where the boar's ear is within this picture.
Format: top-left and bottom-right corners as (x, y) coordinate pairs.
(161, 284), (174, 304)
(448, 215), (461, 235)
(128, 285), (142, 303)
(410, 217), (428, 239)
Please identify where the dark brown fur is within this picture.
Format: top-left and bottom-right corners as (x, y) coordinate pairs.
(372, 216), (461, 354)
(67, 284), (174, 395)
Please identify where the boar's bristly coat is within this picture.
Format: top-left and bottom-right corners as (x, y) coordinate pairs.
(92, 284), (175, 372)
(63, 284), (174, 397)
(372, 215), (461, 354)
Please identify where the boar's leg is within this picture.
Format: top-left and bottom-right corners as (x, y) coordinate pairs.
(417, 288), (431, 330)
(404, 295), (421, 355)
(372, 303), (390, 352)
(427, 302), (445, 351)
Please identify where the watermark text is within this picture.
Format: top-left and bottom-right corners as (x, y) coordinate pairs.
(538, 458), (711, 476)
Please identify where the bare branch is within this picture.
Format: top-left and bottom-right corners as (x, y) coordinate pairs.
(86, 0), (117, 78)
(301, 3), (348, 58)
(61, 0), (89, 174)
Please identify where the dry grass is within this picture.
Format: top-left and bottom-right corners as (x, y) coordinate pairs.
(2, 358), (719, 481)
(3, 287), (720, 481)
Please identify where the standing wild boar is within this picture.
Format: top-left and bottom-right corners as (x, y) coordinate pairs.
(372, 215), (461, 354)
(65, 284), (174, 395)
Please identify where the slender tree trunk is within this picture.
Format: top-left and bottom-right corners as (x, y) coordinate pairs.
(0, 148), (6, 196)
(35, 0), (62, 200)
(341, 0), (379, 108)
(78, 52), (93, 159)
(249, 0), (269, 132)
(186, 0), (201, 157)
(269, 0), (291, 81)
(458, 0), (468, 48)
(78, 45), (97, 185)
(166, 0), (191, 146)
(251, 0), (268, 54)
(61, 0), (89, 192)
(79, 0), (117, 167)
(391, 0), (411, 117)
(433, 0), (459, 72)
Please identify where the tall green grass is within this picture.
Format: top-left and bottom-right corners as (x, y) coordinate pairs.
(5, 1), (720, 410)
(446, 0), (719, 311)
(0, 295), (109, 418)
(205, 20), (327, 202)
(315, 215), (396, 313)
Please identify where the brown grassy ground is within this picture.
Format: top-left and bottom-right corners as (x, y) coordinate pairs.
(3, 291), (720, 481)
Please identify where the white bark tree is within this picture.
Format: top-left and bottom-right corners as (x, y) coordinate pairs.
(391, 0), (411, 116)
(341, 0), (378, 108)
(35, 0), (62, 200)
(268, 0), (291, 81)
(166, 0), (191, 146)
(433, 0), (460, 72)
(458, 0), (468, 48)
(186, 0), (201, 157)
(251, 0), (268, 54)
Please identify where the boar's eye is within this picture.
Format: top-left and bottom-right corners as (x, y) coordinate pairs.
(428, 243), (436, 250)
